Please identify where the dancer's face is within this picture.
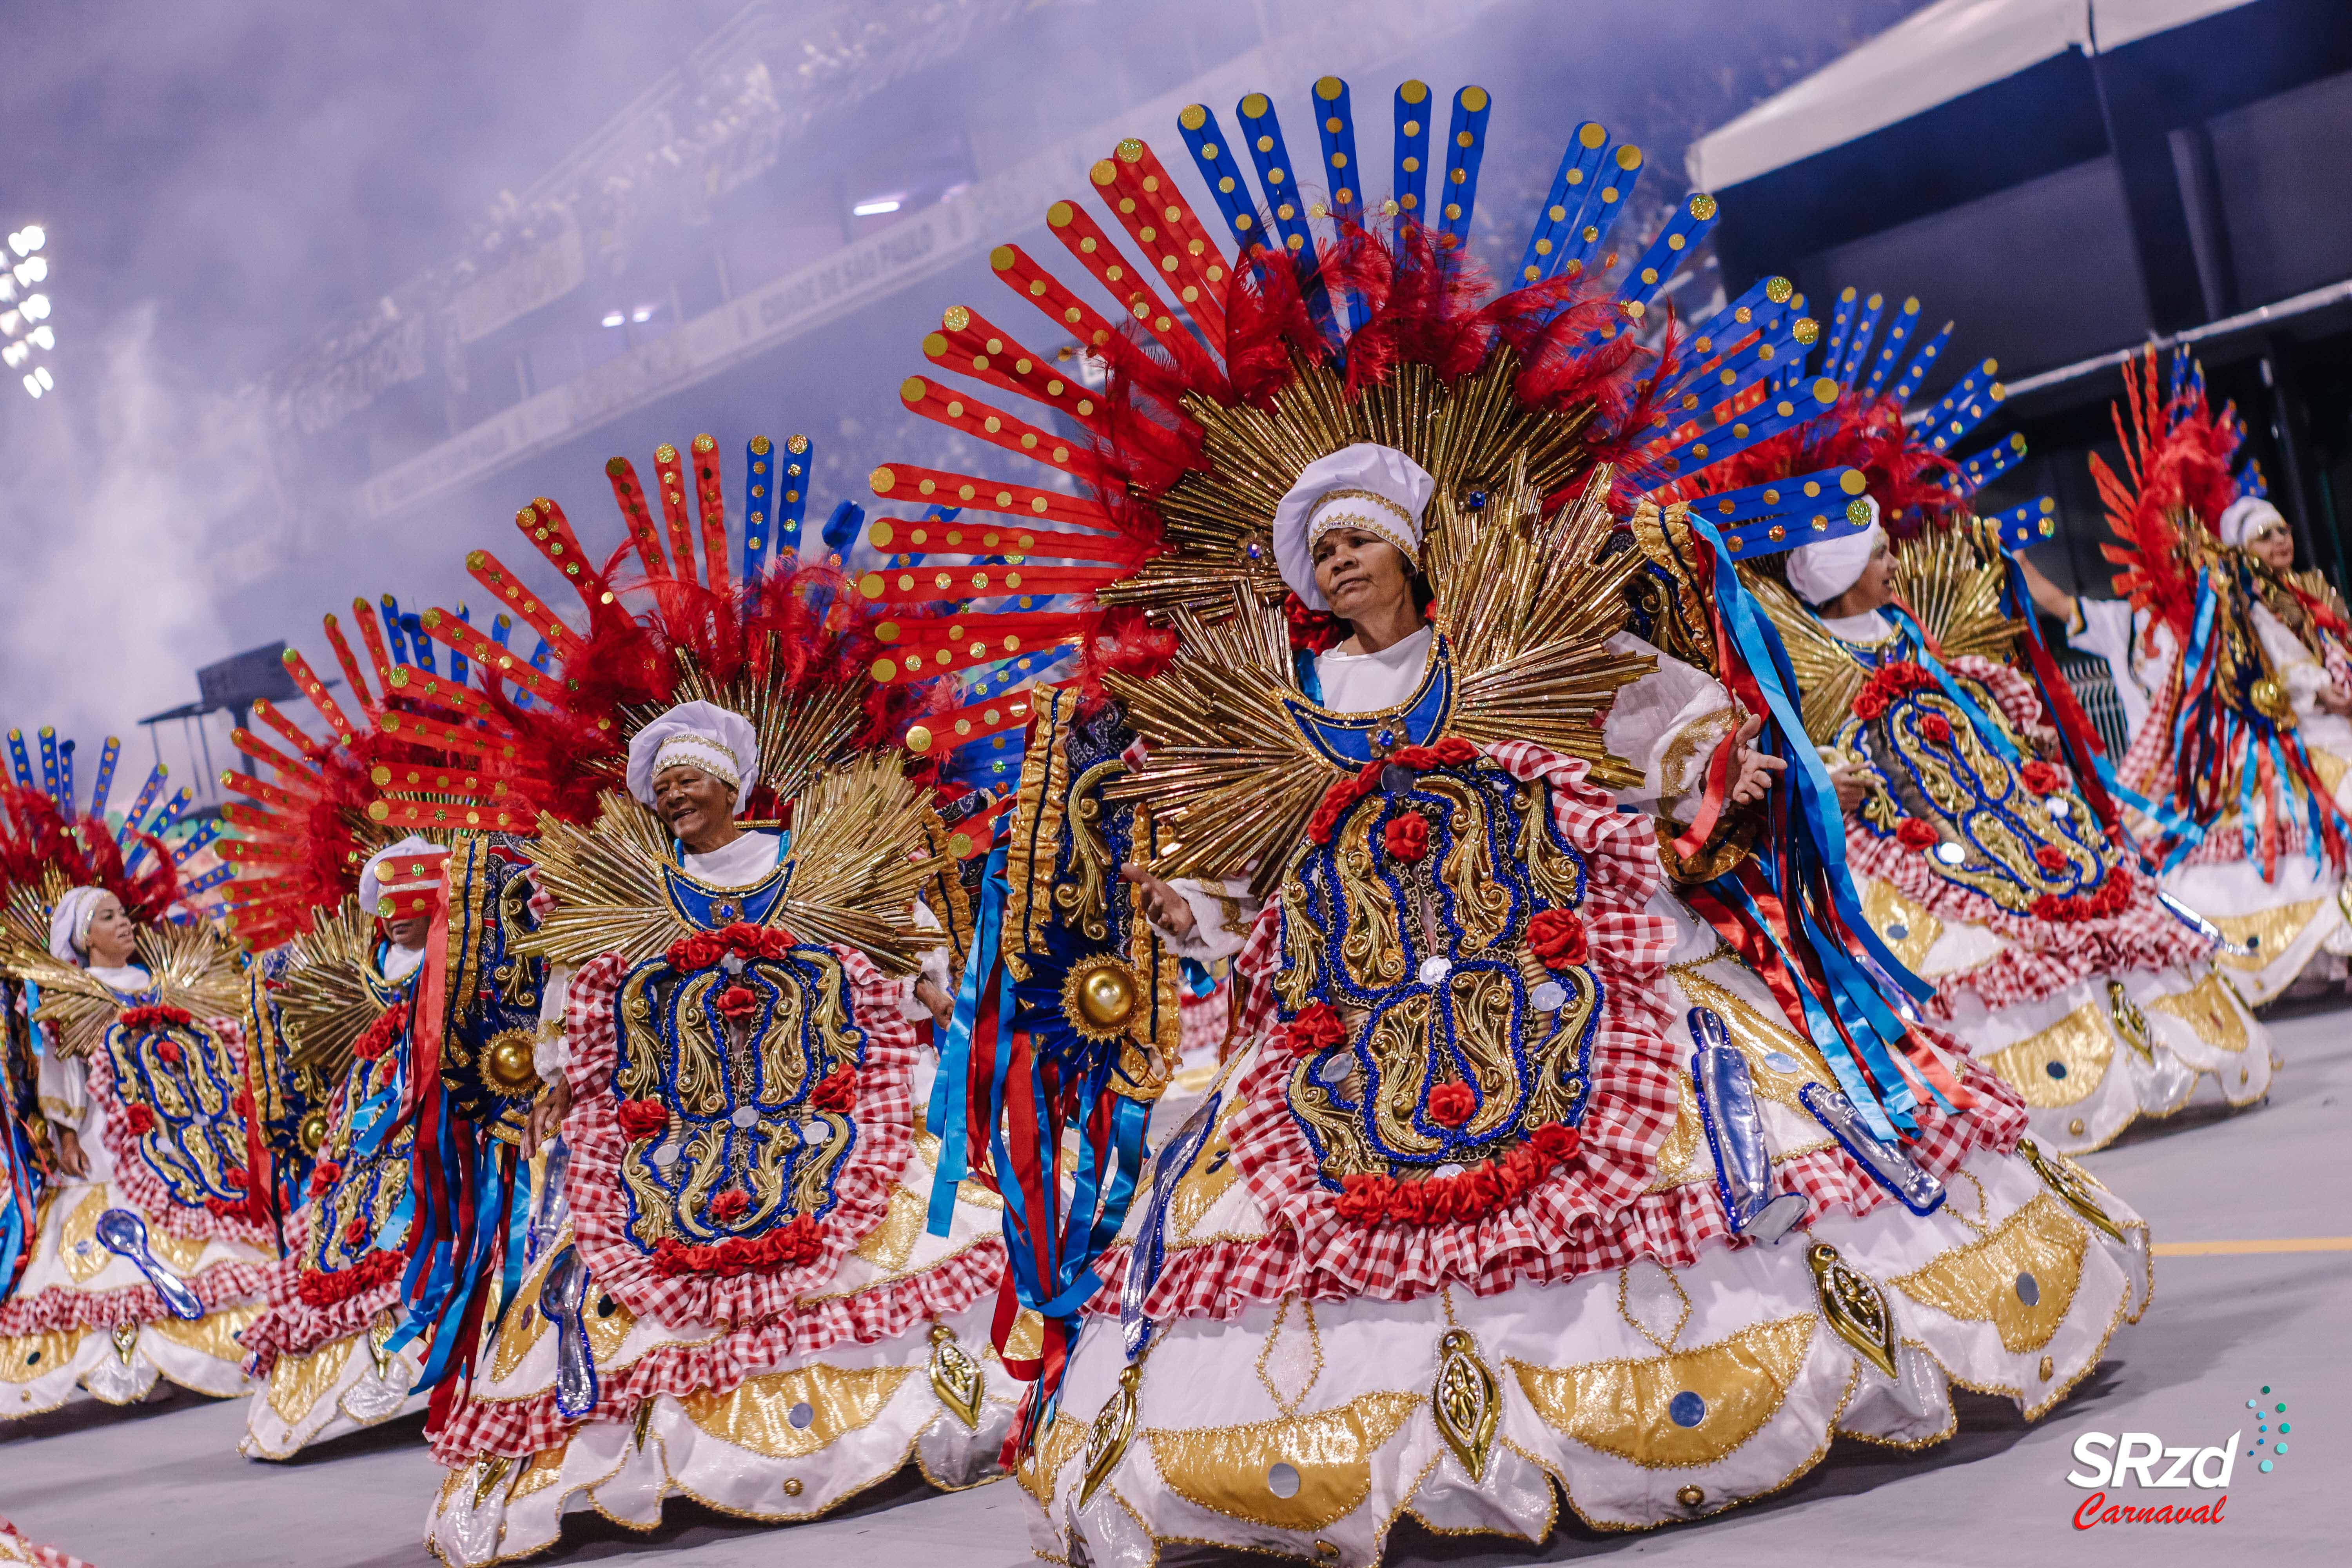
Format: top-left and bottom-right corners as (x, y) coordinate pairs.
(83, 893), (135, 968)
(1830, 537), (1896, 615)
(1311, 527), (1413, 626)
(2246, 517), (2294, 572)
(387, 915), (431, 950)
(654, 765), (739, 853)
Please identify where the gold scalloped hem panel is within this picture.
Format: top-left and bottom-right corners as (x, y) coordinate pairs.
(239, 1332), (425, 1461)
(1023, 1150), (2147, 1565)
(423, 1314), (1020, 1568)
(2, 1304), (258, 1421)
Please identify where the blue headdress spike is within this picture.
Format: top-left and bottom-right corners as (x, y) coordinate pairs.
(490, 615), (535, 712)
(118, 766), (168, 848)
(172, 816), (225, 866)
(1177, 104), (1257, 250)
(378, 594), (410, 667)
(771, 434), (814, 562)
(740, 435), (775, 581)
(2236, 457), (2269, 501)
(1924, 357), (2004, 453)
(1884, 319), (1954, 407)
(1984, 496), (2060, 552)
(178, 864), (233, 897)
(1659, 296), (1809, 426)
(2167, 346), (2192, 407)
(1684, 467), (1866, 530)
(446, 605), (472, 688)
(528, 636), (554, 676)
(1616, 192), (1719, 313)
(1860, 295), (1923, 396)
(1307, 76), (1371, 336)
(122, 786), (189, 875)
(1835, 292), (1886, 385)
(56, 739), (75, 817)
(399, 613), (438, 676)
(1648, 375), (1843, 488)
(1821, 286), (1860, 378)
(1392, 81), (1435, 225)
(1519, 122), (1610, 285)
(1959, 431), (2029, 495)
(1232, 93), (1338, 345)
(35, 728), (61, 809)
(820, 499), (864, 559)
(5, 730), (34, 791)
(1717, 473), (1877, 560)
(1553, 138), (1643, 279)
(1435, 86), (1492, 244)
(88, 736), (120, 820)
(1677, 275), (1797, 379)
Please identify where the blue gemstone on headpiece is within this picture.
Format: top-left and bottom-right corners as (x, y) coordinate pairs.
(1465, 490), (1488, 511)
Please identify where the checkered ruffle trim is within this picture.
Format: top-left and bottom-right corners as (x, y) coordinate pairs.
(0, 1258), (272, 1338)
(236, 1258), (406, 1375)
(425, 1240), (1003, 1466)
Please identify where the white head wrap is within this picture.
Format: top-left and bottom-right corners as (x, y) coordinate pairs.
(47, 885), (110, 966)
(626, 700), (760, 815)
(358, 836), (439, 918)
(2218, 495), (2286, 549)
(1272, 443), (1437, 612)
(1785, 497), (1884, 607)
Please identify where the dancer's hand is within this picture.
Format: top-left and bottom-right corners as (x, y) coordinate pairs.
(2319, 683), (2352, 718)
(524, 1077), (572, 1160)
(914, 978), (954, 1028)
(1728, 715), (1788, 805)
(1120, 863), (1196, 938)
(1827, 760), (1869, 813)
(52, 1127), (86, 1178)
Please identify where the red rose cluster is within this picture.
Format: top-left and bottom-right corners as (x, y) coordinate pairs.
(152, 1039), (183, 1066)
(1895, 819), (1942, 850)
(121, 1103), (159, 1136)
(1851, 661), (1938, 723)
(2020, 760), (2064, 795)
(352, 1000), (413, 1062)
(343, 1214), (372, 1247)
(296, 1247), (403, 1308)
(307, 1159), (343, 1198)
(650, 1213), (825, 1278)
(1382, 813), (1430, 862)
(615, 1099), (670, 1140)
(810, 1067), (859, 1112)
(1331, 1122), (1581, 1227)
(708, 1187), (752, 1222)
(1526, 908), (1588, 967)
(666, 922), (797, 974)
(2034, 844), (2073, 873)
(713, 985), (760, 1022)
(1426, 1081), (1476, 1127)
(202, 1169), (266, 1225)
(1916, 712), (1954, 745)
(1272, 1002), (1347, 1058)
(1306, 737), (1482, 845)
(2031, 877), (2131, 923)
(119, 1004), (193, 1033)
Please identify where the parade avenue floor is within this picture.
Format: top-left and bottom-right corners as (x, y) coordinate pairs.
(6, 1009), (2345, 1568)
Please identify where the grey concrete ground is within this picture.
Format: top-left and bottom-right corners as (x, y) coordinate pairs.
(5, 1009), (2346, 1568)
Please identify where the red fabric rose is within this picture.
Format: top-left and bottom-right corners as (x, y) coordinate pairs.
(756, 926), (795, 959)
(1328, 1122), (1580, 1227)
(119, 1004), (192, 1032)
(152, 1039), (181, 1067)
(353, 1000), (410, 1062)
(1281, 1002), (1346, 1055)
(1285, 592), (1345, 654)
(1895, 819), (1940, 849)
(2020, 760), (2062, 795)
(343, 1215), (371, 1246)
(1526, 908), (1589, 968)
(810, 1068), (858, 1112)
(1307, 766), (1382, 846)
(1426, 1082), (1476, 1127)
(1917, 713), (1953, 744)
(714, 985), (760, 1022)
(615, 1099), (670, 1140)
(1382, 813), (1430, 862)
(1432, 735), (1480, 766)
(122, 1103), (158, 1136)
(2034, 844), (2071, 873)
(307, 1159), (343, 1197)
(708, 1188), (751, 1223)
(1853, 688), (1887, 722)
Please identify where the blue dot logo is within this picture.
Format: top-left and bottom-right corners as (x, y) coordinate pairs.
(2246, 1387), (2288, 1474)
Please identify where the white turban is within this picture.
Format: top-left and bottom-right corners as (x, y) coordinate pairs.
(626, 700), (759, 814)
(358, 836), (439, 918)
(2219, 495), (2286, 548)
(47, 885), (109, 965)
(1785, 497), (1884, 606)
(1273, 443), (1436, 612)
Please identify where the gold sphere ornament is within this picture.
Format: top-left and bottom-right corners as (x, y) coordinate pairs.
(2250, 676), (2296, 724)
(1062, 955), (1140, 1042)
(483, 1029), (541, 1097)
(298, 1109), (330, 1158)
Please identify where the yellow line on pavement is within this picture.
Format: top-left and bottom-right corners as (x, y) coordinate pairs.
(2152, 1237), (2352, 1256)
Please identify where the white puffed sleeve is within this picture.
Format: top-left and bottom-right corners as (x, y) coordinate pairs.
(2252, 601), (2332, 715)
(1151, 876), (1260, 963)
(36, 1038), (89, 1135)
(533, 964), (573, 1086)
(1600, 631), (1739, 821)
(898, 900), (949, 1024)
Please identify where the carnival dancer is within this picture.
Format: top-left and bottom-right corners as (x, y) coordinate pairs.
(2091, 351), (2352, 1004)
(862, 81), (2153, 1563)
(233, 839), (450, 1458)
(387, 434), (1016, 1564)
(0, 777), (275, 1417)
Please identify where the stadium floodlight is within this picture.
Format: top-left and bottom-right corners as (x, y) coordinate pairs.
(3, 343), (26, 368)
(5, 227), (43, 256)
(20, 294), (48, 321)
(13, 258), (45, 285)
(601, 310), (625, 327)
(28, 326), (52, 350)
(7, 223), (51, 396)
(852, 194), (904, 216)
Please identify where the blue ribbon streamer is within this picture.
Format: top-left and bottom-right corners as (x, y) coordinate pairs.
(926, 838), (1009, 1239)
